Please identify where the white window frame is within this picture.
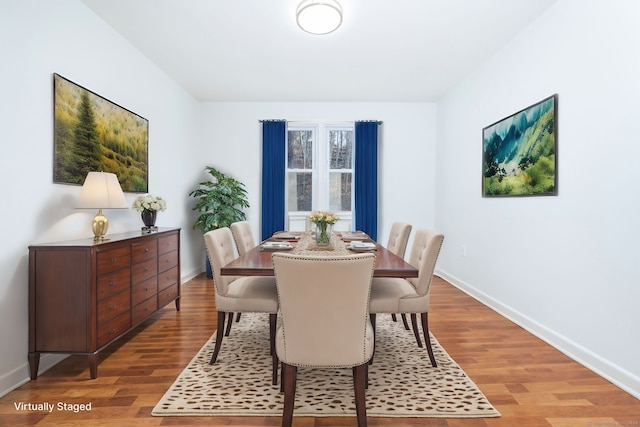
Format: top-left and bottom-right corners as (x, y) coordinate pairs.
(286, 122), (354, 232)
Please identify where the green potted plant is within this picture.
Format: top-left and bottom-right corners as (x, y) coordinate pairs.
(189, 166), (250, 277)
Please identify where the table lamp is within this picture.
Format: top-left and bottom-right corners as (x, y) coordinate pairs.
(77, 171), (128, 241)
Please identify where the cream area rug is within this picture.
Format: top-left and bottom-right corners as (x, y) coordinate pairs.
(152, 313), (500, 418)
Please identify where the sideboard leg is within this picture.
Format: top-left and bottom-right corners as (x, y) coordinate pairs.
(175, 296), (181, 311)
(88, 354), (98, 379)
(28, 352), (40, 380)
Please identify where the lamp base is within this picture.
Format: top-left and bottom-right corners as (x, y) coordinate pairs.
(92, 209), (109, 241)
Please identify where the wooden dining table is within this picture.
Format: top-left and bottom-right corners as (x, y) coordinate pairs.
(220, 232), (418, 278)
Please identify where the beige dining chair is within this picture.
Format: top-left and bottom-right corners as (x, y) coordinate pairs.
(229, 220), (259, 325)
(272, 253), (376, 427)
(383, 222), (412, 328)
(386, 222), (412, 258)
(230, 220), (255, 256)
(369, 228), (444, 367)
(203, 227), (279, 384)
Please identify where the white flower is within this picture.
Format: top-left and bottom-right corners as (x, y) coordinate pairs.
(132, 194), (167, 212)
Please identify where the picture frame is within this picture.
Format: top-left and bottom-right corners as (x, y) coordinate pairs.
(482, 94), (557, 197)
(53, 73), (149, 193)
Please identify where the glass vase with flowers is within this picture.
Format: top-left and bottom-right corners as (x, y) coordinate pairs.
(309, 211), (339, 246)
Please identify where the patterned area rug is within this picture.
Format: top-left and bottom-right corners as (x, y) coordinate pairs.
(152, 313), (500, 418)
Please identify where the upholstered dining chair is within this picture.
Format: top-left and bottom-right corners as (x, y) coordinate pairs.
(272, 253), (376, 427)
(369, 228), (444, 367)
(203, 227), (279, 384)
(230, 220), (255, 256)
(383, 222), (412, 328)
(386, 222), (412, 258)
(229, 220), (258, 325)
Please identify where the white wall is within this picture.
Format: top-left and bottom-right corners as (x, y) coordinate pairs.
(197, 102), (437, 245)
(435, 0), (640, 397)
(0, 0), (203, 396)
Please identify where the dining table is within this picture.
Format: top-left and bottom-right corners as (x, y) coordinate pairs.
(220, 231), (418, 278)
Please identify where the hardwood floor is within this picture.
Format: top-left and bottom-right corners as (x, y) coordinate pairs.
(1, 274), (638, 426)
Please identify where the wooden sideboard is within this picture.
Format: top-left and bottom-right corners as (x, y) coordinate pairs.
(28, 228), (180, 379)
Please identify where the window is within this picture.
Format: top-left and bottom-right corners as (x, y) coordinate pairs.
(286, 123), (354, 231)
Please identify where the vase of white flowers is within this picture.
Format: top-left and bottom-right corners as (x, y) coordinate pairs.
(309, 211), (338, 246)
(132, 194), (167, 228)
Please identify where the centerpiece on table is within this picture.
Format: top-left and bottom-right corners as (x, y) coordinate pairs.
(309, 211), (339, 246)
(132, 194), (167, 231)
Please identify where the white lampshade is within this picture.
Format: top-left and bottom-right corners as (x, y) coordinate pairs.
(77, 171), (128, 241)
(77, 171), (128, 209)
(296, 0), (343, 35)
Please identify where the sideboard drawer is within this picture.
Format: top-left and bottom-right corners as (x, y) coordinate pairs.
(132, 240), (158, 264)
(132, 296), (158, 325)
(132, 275), (158, 306)
(97, 311), (131, 348)
(158, 283), (179, 307)
(132, 258), (157, 284)
(97, 246), (131, 276)
(97, 290), (131, 326)
(159, 266), (178, 292)
(97, 268), (131, 301)
(158, 250), (178, 273)
(159, 233), (178, 255)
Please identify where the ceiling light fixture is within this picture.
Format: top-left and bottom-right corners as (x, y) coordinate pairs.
(296, 0), (343, 35)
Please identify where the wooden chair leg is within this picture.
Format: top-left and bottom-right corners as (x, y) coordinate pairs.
(353, 364), (368, 427)
(368, 313), (376, 365)
(410, 313), (423, 348)
(224, 312), (234, 336)
(365, 361), (369, 389)
(280, 362), (285, 392)
(391, 313), (397, 322)
(235, 313), (241, 322)
(401, 313), (410, 330)
(282, 363), (297, 427)
(421, 312), (437, 367)
(269, 313), (277, 385)
(209, 311), (226, 364)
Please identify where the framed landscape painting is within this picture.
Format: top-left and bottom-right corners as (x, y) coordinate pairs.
(53, 73), (148, 193)
(482, 94), (557, 197)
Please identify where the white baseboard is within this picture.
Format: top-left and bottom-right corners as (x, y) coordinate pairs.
(0, 353), (68, 398)
(181, 268), (203, 284)
(436, 269), (640, 400)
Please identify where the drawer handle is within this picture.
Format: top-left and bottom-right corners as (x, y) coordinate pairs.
(145, 248), (149, 253)
(109, 328), (116, 334)
(110, 305), (116, 310)
(111, 258), (116, 263)
(166, 258), (172, 263)
(109, 281), (115, 287)
(144, 287), (149, 292)
(144, 267), (149, 272)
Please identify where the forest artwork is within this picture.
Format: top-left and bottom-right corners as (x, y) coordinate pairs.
(53, 74), (148, 192)
(482, 95), (557, 197)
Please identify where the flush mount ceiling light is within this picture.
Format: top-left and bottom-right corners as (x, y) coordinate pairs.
(296, 0), (343, 35)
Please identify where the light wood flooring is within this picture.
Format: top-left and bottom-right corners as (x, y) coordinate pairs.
(1, 274), (638, 426)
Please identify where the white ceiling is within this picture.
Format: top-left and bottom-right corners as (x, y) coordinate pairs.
(81, 0), (558, 102)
